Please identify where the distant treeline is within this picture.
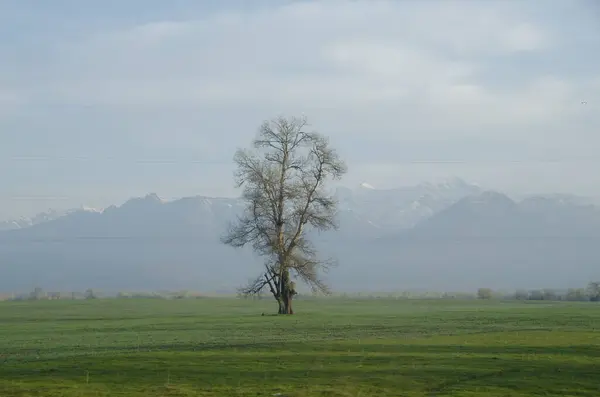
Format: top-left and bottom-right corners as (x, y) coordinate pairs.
(475, 283), (599, 302)
(3, 282), (599, 302)
(4, 288), (210, 301)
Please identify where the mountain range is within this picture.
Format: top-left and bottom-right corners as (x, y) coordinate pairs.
(1, 178), (599, 293)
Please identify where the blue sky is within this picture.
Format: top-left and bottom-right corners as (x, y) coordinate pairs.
(1, 0), (599, 218)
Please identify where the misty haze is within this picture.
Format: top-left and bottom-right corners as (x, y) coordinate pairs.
(2, 177), (599, 293)
(1, 1), (599, 396)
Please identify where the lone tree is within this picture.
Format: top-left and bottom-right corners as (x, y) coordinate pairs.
(222, 115), (347, 314)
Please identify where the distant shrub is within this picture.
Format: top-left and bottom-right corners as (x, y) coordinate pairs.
(172, 290), (192, 299)
(127, 292), (168, 299)
(565, 288), (588, 302)
(29, 287), (46, 300)
(9, 294), (29, 301)
(528, 290), (544, 300)
(542, 289), (558, 301)
(514, 289), (529, 300)
(477, 288), (493, 300)
(47, 292), (61, 300)
(587, 282), (600, 302)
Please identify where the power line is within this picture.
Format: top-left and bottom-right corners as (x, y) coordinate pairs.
(0, 192), (238, 201)
(4, 155), (600, 165)
(6, 156), (233, 164)
(0, 234), (598, 244)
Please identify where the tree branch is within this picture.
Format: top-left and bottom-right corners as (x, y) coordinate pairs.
(221, 115), (347, 309)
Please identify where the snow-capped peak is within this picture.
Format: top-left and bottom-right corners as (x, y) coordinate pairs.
(78, 206), (103, 213)
(359, 182), (375, 190)
(144, 193), (164, 202)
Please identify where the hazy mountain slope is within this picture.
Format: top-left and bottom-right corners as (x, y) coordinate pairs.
(0, 208), (100, 231)
(334, 178), (482, 230)
(1, 184), (599, 293)
(406, 191), (600, 239)
(0, 193), (376, 292)
(331, 237), (594, 292)
(346, 191), (600, 291)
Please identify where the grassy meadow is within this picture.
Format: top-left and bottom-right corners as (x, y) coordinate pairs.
(0, 297), (598, 396)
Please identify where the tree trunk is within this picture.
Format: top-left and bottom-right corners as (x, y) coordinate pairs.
(277, 299), (286, 314)
(275, 286), (294, 315)
(286, 293), (294, 314)
(272, 269), (295, 315)
(278, 286), (294, 315)
(278, 297), (292, 314)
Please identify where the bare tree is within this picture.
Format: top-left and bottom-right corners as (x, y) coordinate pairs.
(222, 115), (347, 314)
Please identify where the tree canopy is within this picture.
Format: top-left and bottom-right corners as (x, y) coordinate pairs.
(222, 115), (347, 314)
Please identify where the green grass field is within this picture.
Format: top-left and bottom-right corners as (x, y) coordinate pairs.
(0, 298), (598, 396)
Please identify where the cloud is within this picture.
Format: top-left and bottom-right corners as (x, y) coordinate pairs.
(501, 22), (548, 52)
(0, 89), (23, 118)
(7, 1), (598, 131)
(11, 2), (595, 152)
(29, 1), (555, 108)
(424, 75), (580, 127)
(382, 2), (550, 55)
(22, 0), (588, 142)
(2, 0), (600, 216)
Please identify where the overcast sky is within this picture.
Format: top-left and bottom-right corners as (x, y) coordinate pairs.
(0, 0), (599, 219)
